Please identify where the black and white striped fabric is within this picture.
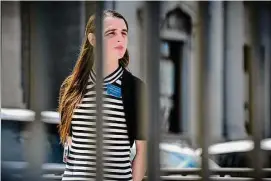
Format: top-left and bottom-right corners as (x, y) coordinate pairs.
(62, 65), (133, 181)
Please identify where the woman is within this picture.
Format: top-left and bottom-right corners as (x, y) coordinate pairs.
(58, 10), (147, 181)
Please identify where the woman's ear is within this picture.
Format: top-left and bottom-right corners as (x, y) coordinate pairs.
(87, 33), (95, 46)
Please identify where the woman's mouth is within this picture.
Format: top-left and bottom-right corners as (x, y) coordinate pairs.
(115, 45), (124, 50)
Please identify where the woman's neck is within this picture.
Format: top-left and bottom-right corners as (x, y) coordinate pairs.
(104, 61), (119, 77)
(92, 59), (119, 77)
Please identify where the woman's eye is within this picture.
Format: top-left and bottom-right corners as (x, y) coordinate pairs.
(106, 32), (115, 36)
(122, 32), (127, 36)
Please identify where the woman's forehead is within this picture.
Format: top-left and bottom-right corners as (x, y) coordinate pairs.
(104, 17), (127, 31)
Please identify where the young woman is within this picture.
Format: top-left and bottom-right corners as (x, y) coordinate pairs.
(58, 10), (147, 181)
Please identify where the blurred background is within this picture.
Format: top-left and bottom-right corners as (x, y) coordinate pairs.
(1, 1), (271, 180)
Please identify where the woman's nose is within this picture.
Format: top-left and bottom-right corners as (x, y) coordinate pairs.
(116, 33), (124, 42)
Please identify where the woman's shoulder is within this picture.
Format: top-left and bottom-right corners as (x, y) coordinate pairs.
(122, 68), (146, 87)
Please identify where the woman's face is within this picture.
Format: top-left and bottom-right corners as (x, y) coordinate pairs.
(103, 17), (128, 61)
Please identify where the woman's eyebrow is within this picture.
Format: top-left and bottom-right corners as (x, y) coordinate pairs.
(104, 29), (115, 34)
(104, 28), (128, 34)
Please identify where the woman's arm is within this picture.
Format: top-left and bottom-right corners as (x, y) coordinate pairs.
(63, 136), (72, 163)
(132, 140), (147, 181)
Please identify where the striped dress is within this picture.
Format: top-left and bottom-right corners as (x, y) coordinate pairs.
(62, 66), (133, 181)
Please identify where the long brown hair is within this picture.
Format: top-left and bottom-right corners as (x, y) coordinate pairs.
(58, 10), (129, 145)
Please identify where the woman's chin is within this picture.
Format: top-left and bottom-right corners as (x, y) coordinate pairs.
(117, 53), (125, 59)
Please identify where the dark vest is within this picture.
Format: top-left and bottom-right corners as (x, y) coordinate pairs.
(122, 68), (147, 147)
